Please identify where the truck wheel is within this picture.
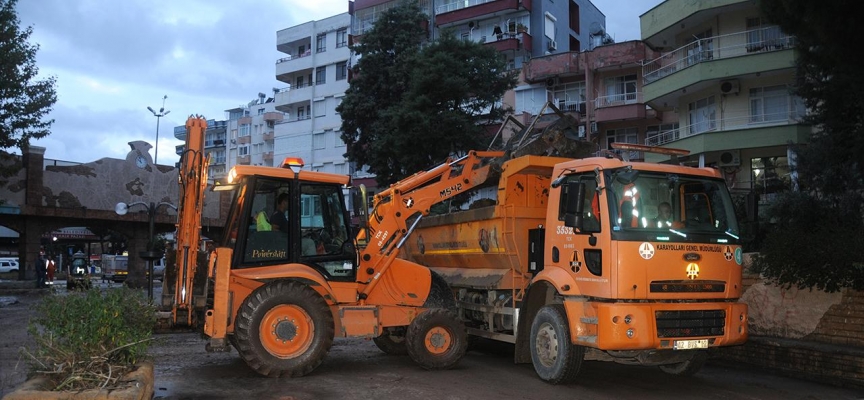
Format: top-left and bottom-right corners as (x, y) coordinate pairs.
(234, 281), (334, 377)
(373, 327), (408, 355)
(405, 309), (467, 370)
(530, 305), (584, 384)
(659, 350), (708, 376)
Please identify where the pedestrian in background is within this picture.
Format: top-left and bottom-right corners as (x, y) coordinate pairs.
(46, 256), (56, 285)
(35, 255), (46, 288)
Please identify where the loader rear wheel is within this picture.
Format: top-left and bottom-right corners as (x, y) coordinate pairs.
(659, 350), (708, 376)
(373, 327), (408, 355)
(234, 281), (334, 377)
(530, 304), (585, 384)
(405, 309), (467, 370)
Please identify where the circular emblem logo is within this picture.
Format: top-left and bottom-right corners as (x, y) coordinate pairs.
(638, 242), (655, 260)
(734, 248), (743, 265)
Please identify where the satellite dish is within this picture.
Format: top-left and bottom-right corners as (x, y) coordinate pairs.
(589, 22), (604, 36)
(468, 21), (475, 28)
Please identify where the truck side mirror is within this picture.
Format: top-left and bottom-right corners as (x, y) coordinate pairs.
(563, 181), (586, 229)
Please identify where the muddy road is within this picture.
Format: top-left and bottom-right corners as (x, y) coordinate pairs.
(2, 289), (862, 400)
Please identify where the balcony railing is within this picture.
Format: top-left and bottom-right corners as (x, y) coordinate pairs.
(436, 0), (497, 14)
(643, 26), (796, 84)
(644, 107), (805, 147)
(276, 49), (312, 64)
(595, 92), (642, 109)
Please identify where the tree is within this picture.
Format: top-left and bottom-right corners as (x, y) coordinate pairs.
(338, 2), (517, 185)
(760, 0), (864, 196)
(748, 1), (864, 291)
(0, 0), (57, 183)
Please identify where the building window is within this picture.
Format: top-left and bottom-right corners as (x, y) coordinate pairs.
(314, 100), (326, 117)
(550, 82), (586, 112)
(313, 132), (326, 150)
(606, 127), (639, 159)
(336, 62), (347, 80)
(214, 150), (226, 164)
(239, 145), (249, 156)
(750, 85), (789, 123)
(544, 12), (556, 40)
(646, 123), (680, 144)
(239, 124), (251, 137)
(316, 66), (326, 85)
(688, 96), (717, 134)
(603, 74), (638, 105)
(296, 75), (304, 88)
(258, 108), (264, 115)
(316, 34), (326, 53)
(297, 106), (307, 120)
(335, 130), (346, 147)
(336, 28), (347, 47)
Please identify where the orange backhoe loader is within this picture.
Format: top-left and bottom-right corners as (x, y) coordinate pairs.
(167, 116), (504, 377)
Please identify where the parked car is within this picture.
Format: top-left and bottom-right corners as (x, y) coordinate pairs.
(0, 259), (19, 273)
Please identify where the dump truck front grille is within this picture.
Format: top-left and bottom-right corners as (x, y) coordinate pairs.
(650, 280), (725, 293)
(655, 310), (725, 338)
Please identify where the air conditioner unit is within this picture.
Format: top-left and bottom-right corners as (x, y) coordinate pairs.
(590, 122), (598, 134)
(230, 139), (237, 144)
(720, 80), (740, 95)
(547, 39), (557, 51)
(718, 149), (741, 167)
(545, 77), (559, 88)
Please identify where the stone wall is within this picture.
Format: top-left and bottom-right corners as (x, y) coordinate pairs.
(715, 254), (864, 388)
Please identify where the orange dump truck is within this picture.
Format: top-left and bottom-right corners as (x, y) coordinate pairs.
(399, 144), (748, 383)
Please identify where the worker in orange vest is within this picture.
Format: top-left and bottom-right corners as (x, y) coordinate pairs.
(46, 257), (56, 285)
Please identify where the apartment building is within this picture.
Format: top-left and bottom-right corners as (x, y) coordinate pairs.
(225, 93), (282, 170)
(639, 0), (804, 201)
(273, 13), (352, 177)
(517, 0), (803, 205)
(351, 0), (609, 72)
(174, 118), (229, 181)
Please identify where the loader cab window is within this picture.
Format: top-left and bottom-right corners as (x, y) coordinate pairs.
(242, 179), (291, 265)
(300, 183), (355, 279)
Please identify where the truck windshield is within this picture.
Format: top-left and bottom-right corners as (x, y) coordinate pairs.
(607, 169), (739, 240)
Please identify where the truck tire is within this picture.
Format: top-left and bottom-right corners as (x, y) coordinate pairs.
(530, 304), (584, 384)
(373, 327), (408, 355)
(405, 309), (467, 370)
(234, 281), (334, 377)
(659, 350), (708, 376)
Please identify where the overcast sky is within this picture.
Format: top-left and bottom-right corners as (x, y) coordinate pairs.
(14, 0), (660, 166)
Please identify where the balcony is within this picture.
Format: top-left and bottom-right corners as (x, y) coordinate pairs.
(435, 0), (531, 26)
(263, 132), (274, 142)
(643, 27), (796, 85)
(237, 136), (251, 145)
(236, 155), (250, 165)
(263, 112), (283, 122)
(274, 85), (313, 111)
(644, 106), (807, 151)
(173, 125), (187, 140)
(484, 32), (531, 53)
(263, 152), (274, 161)
(276, 51), (313, 80)
(594, 93), (652, 122)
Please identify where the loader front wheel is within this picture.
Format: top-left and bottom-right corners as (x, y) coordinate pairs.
(234, 281), (334, 377)
(405, 309), (467, 370)
(373, 327), (408, 355)
(530, 304), (584, 384)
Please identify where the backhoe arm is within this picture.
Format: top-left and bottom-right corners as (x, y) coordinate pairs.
(356, 150), (504, 298)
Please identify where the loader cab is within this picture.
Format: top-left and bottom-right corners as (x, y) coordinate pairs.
(222, 168), (356, 281)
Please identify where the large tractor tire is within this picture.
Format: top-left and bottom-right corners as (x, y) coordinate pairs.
(659, 350), (709, 376)
(405, 309), (467, 370)
(373, 327), (408, 355)
(530, 304), (585, 384)
(234, 281), (334, 377)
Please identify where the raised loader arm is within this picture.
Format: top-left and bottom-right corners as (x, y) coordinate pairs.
(172, 116), (210, 326)
(356, 150), (504, 300)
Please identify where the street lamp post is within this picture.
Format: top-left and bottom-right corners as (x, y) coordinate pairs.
(147, 95), (170, 166)
(115, 201), (177, 300)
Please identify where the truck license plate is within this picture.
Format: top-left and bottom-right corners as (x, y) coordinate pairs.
(673, 339), (708, 350)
